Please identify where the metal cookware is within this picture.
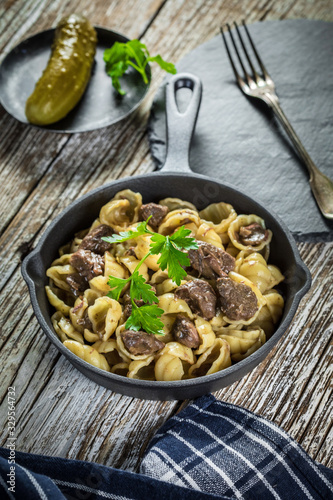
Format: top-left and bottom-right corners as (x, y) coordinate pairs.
(22, 73), (311, 400)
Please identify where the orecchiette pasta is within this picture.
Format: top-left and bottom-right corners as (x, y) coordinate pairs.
(45, 189), (285, 381)
(63, 340), (110, 371)
(199, 201), (237, 235)
(158, 209), (201, 236)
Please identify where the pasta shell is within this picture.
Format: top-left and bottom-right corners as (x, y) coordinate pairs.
(209, 309), (228, 332)
(158, 314), (176, 343)
(46, 264), (76, 292)
(51, 312), (84, 344)
(49, 253), (72, 266)
(150, 269), (169, 284)
(45, 285), (71, 315)
(158, 342), (195, 364)
(128, 356), (155, 380)
(158, 209), (200, 236)
(158, 293), (194, 318)
(199, 202), (237, 234)
(135, 235), (160, 271)
(115, 324), (152, 361)
(155, 353), (184, 381)
(63, 340), (110, 371)
(155, 278), (187, 295)
(89, 276), (111, 295)
(194, 317), (216, 355)
(159, 197), (198, 212)
(83, 328), (100, 343)
(119, 255), (149, 281)
(231, 329), (266, 362)
(217, 327), (263, 354)
(70, 296), (90, 333)
(196, 222), (224, 249)
(100, 189), (142, 231)
(228, 214), (272, 252)
(104, 252), (128, 279)
(189, 338), (231, 377)
(111, 363), (130, 376)
(88, 296), (122, 340)
(238, 252), (273, 293)
(264, 289), (284, 324)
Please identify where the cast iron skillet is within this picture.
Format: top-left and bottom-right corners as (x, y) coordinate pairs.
(21, 73), (311, 400)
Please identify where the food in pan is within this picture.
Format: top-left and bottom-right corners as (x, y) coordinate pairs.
(45, 189), (285, 381)
(25, 14), (97, 125)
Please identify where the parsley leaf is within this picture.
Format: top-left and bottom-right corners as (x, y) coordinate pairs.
(150, 227), (198, 286)
(170, 226), (199, 250)
(157, 241), (189, 285)
(102, 219), (153, 245)
(130, 271), (158, 304)
(125, 303), (165, 335)
(107, 276), (131, 301)
(104, 221), (198, 335)
(104, 39), (176, 95)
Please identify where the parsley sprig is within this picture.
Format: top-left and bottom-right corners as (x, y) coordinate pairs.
(102, 219), (198, 335)
(103, 39), (177, 95)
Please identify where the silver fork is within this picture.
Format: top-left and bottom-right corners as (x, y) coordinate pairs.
(220, 21), (333, 220)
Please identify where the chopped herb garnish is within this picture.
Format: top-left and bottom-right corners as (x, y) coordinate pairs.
(103, 39), (177, 95)
(105, 221), (198, 335)
(125, 303), (165, 336)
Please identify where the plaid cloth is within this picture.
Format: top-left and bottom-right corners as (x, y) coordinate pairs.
(1, 394), (332, 499)
(141, 394), (333, 499)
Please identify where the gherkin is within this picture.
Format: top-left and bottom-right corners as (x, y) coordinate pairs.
(25, 14), (97, 125)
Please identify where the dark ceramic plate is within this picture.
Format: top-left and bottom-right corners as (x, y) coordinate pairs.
(0, 26), (150, 133)
(21, 74), (311, 400)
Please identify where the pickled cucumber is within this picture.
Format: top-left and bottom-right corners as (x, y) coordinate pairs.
(25, 14), (97, 125)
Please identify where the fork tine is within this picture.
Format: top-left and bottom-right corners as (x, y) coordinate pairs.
(220, 26), (244, 88)
(234, 21), (259, 82)
(224, 23), (251, 86)
(242, 20), (270, 80)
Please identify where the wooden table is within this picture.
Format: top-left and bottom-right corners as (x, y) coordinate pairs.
(0, 0), (332, 473)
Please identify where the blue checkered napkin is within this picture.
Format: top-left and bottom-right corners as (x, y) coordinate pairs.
(0, 447), (221, 500)
(141, 394), (333, 499)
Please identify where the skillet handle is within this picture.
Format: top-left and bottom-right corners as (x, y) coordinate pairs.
(160, 73), (202, 173)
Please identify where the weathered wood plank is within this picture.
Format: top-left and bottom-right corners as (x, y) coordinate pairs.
(0, 0), (332, 477)
(0, 0), (166, 56)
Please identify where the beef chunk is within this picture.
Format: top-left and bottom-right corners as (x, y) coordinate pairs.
(66, 273), (88, 295)
(238, 222), (269, 246)
(188, 241), (235, 280)
(121, 330), (165, 355)
(172, 314), (200, 349)
(67, 249), (104, 295)
(139, 203), (169, 229)
(70, 249), (104, 282)
(78, 224), (115, 254)
(174, 280), (216, 320)
(216, 277), (258, 321)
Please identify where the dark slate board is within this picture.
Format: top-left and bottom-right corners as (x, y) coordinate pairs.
(148, 20), (333, 241)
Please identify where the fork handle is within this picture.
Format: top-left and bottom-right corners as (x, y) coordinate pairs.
(265, 93), (333, 220)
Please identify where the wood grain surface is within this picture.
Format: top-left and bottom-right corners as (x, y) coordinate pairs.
(0, 0), (332, 474)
